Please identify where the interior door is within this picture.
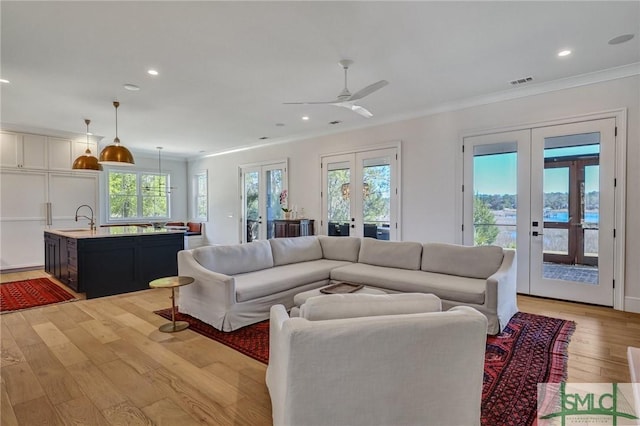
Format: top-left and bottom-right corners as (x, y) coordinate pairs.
(530, 119), (615, 306)
(241, 161), (287, 242)
(322, 147), (398, 240)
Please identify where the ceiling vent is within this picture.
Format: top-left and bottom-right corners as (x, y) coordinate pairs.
(509, 76), (534, 86)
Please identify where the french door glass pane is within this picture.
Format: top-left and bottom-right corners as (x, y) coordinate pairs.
(472, 145), (517, 248)
(541, 134), (600, 285)
(584, 165), (599, 257)
(245, 171), (259, 241)
(362, 161), (391, 239)
(265, 169), (284, 239)
(327, 162), (350, 236)
(543, 167), (569, 255)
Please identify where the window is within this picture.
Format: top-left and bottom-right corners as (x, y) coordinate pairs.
(194, 170), (208, 221)
(107, 170), (170, 220)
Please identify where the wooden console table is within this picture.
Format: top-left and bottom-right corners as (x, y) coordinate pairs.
(274, 219), (315, 238)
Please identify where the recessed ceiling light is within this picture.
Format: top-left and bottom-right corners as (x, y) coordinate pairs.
(123, 83), (140, 91)
(147, 69), (159, 76)
(0, 79), (10, 84)
(558, 50), (572, 57)
(302, 116), (310, 121)
(608, 34), (635, 45)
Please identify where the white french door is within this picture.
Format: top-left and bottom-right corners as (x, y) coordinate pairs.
(463, 118), (618, 306)
(463, 130), (531, 294)
(321, 147), (399, 240)
(529, 119), (615, 305)
(241, 161), (287, 242)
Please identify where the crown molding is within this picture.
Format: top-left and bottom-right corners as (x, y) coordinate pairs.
(191, 62), (640, 161)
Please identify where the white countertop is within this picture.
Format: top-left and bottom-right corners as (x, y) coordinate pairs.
(46, 226), (186, 239)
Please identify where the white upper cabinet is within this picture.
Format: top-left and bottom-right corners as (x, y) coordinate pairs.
(48, 137), (74, 170)
(0, 131), (47, 169)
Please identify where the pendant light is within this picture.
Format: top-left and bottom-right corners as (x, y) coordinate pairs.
(143, 147), (176, 194)
(99, 101), (135, 165)
(72, 119), (101, 171)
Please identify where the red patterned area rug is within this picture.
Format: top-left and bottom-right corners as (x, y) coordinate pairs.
(156, 309), (574, 426)
(1, 278), (77, 313)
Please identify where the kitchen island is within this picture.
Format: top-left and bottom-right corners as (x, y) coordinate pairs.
(44, 227), (184, 299)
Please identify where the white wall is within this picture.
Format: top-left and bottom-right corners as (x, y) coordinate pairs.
(189, 75), (640, 308)
(98, 153), (189, 223)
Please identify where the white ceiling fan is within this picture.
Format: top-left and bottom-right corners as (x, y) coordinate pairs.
(284, 59), (388, 118)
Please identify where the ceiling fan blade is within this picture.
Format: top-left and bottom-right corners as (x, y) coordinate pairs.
(332, 102), (373, 118)
(351, 104), (373, 118)
(283, 100), (339, 105)
(348, 80), (389, 102)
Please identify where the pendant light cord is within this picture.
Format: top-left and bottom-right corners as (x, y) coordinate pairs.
(113, 101), (120, 144)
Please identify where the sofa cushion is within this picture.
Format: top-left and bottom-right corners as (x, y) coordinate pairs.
(269, 236), (323, 266)
(192, 240), (273, 275)
(358, 238), (423, 270)
(421, 243), (504, 279)
(235, 259), (351, 302)
(300, 293), (442, 321)
(330, 263), (485, 305)
(318, 236), (361, 262)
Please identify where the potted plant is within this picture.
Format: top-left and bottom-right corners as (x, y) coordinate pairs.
(280, 190), (292, 219)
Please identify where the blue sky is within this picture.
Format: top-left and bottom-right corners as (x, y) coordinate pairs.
(474, 146), (599, 195)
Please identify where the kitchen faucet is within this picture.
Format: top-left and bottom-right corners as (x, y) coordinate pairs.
(75, 204), (96, 231)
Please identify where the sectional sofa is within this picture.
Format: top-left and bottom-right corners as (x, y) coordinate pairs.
(177, 235), (517, 334)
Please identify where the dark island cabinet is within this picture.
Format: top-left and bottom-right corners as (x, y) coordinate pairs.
(44, 231), (184, 298)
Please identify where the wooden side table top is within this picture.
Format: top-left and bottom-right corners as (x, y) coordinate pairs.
(149, 276), (194, 289)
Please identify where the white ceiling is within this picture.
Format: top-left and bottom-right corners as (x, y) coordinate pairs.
(1, 1), (639, 158)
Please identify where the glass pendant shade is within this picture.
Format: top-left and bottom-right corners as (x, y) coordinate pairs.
(72, 119), (102, 171)
(99, 101), (135, 165)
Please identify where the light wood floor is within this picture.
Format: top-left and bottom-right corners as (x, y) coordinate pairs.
(1, 270), (639, 425)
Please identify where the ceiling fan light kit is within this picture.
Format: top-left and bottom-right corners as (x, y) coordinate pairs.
(283, 59), (388, 118)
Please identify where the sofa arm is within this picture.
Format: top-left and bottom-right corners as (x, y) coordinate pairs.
(485, 249), (518, 331)
(177, 249), (236, 308)
(266, 305), (298, 425)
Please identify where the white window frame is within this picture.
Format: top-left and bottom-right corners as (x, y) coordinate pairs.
(106, 168), (172, 222)
(193, 170), (208, 221)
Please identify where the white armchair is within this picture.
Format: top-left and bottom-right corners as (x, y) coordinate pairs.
(266, 296), (488, 426)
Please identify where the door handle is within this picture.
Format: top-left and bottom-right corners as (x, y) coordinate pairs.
(532, 231), (543, 237)
(46, 202), (52, 226)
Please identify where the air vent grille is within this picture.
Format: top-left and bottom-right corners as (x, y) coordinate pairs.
(510, 76), (533, 86)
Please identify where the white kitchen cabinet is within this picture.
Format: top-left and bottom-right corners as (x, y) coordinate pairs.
(48, 137), (74, 170)
(0, 170), (48, 269)
(0, 131), (47, 169)
(0, 170), (98, 270)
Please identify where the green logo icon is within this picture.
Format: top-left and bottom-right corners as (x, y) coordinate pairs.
(538, 383), (639, 425)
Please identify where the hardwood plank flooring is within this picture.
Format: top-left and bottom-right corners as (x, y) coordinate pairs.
(2, 270), (640, 425)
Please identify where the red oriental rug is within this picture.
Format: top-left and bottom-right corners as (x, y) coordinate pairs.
(1, 278), (77, 313)
(155, 309), (574, 426)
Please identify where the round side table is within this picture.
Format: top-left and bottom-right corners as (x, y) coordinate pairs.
(149, 276), (194, 333)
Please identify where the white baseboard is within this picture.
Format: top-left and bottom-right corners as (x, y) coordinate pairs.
(624, 296), (640, 314)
